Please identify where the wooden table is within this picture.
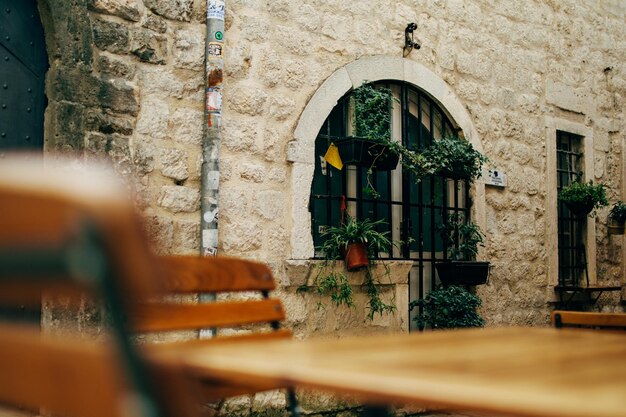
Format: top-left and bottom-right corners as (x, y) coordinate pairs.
(150, 327), (626, 417)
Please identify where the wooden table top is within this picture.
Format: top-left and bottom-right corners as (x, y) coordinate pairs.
(149, 327), (626, 417)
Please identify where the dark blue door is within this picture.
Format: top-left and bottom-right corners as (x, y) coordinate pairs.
(0, 0), (48, 151)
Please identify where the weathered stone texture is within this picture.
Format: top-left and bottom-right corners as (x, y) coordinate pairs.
(144, 0), (193, 21)
(158, 185), (201, 213)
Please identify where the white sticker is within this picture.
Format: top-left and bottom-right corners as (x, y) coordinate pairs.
(208, 0), (225, 21)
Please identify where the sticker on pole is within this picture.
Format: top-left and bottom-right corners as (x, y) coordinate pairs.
(208, 0), (225, 21)
(214, 31), (223, 41)
(207, 42), (223, 59)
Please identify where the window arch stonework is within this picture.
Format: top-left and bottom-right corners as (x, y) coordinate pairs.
(288, 56), (485, 260)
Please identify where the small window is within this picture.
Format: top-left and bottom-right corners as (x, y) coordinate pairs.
(556, 131), (585, 286)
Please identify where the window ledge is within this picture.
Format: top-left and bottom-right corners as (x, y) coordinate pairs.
(284, 259), (413, 288)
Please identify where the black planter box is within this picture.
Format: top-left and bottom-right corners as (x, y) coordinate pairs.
(335, 137), (399, 171)
(435, 261), (491, 286)
(563, 201), (594, 217)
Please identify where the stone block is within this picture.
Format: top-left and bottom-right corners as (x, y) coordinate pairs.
(345, 55), (404, 88)
(140, 68), (185, 99)
(175, 219), (200, 250)
(240, 162), (266, 183)
(227, 86), (267, 116)
(131, 28), (168, 64)
(144, 0), (192, 21)
(173, 27), (205, 70)
(136, 98), (170, 140)
(220, 221), (263, 254)
(159, 147), (189, 181)
(546, 80), (593, 115)
(88, 0), (141, 22)
(142, 13), (168, 33)
(221, 118), (259, 152)
(85, 110), (134, 136)
(268, 95), (296, 121)
(85, 132), (132, 175)
(254, 190), (286, 220)
(95, 53), (136, 79)
(142, 214), (174, 252)
(98, 78), (139, 115)
(169, 108), (204, 145)
(133, 138), (157, 175)
(92, 17), (129, 54)
(283, 59), (306, 90)
(158, 185), (200, 213)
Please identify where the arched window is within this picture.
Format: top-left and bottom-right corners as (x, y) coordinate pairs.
(309, 82), (470, 328)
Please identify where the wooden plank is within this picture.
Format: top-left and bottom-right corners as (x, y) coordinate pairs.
(0, 324), (128, 417)
(147, 329), (293, 351)
(148, 327), (626, 417)
(157, 256), (276, 293)
(551, 310), (626, 329)
(131, 299), (285, 333)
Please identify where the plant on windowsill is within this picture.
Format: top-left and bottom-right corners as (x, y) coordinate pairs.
(608, 201), (626, 234)
(435, 214), (490, 286)
(559, 180), (609, 217)
(409, 285), (485, 329)
(299, 216), (396, 320)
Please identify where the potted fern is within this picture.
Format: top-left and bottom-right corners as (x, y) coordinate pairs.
(559, 180), (608, 217)
(435, 214), (490, 286)
(319, 216), (392, 271)
(410, 285), (485, 329)
(306, 216), (396, 319)
(608, 201), (626, 234)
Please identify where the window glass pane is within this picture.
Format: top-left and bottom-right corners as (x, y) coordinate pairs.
(433, 108), (443, 140)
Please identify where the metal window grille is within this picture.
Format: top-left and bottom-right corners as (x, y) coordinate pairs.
(556, 131), (585, 287)
(309, 82), (469, 331)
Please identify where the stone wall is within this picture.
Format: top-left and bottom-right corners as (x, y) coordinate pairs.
(38, 0), (626, 330)
(220, 0), (626, 328)
(40, 0), (207, 257)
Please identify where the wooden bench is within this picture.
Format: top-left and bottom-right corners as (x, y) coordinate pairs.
(551, 310), (626, 331)
(0, 156), (199, 417)
(131, 255), (295, 403)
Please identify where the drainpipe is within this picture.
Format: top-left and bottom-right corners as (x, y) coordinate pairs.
(200, 0), (225, 257)
(199, 0), (225, 338)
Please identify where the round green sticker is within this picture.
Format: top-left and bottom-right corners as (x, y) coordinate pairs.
(215, 31), (223, 40)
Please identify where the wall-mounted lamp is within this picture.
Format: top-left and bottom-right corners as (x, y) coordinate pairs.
(403, 23), (421, 57)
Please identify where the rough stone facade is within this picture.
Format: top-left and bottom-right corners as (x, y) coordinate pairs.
(33, 0), (626, 416)
(39, 0), (206, 258)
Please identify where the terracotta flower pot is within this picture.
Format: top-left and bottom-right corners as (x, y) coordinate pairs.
(344, 242), (369, 271)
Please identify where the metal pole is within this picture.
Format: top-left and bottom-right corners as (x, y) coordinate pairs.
(201, 0), (225, 258)
(199, 0), (225, 338)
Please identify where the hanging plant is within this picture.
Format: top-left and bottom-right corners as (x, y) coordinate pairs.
(559, 181), (608, 217)
(420, 137), (488, 184)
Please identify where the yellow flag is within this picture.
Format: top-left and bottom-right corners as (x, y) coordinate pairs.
(324, 143), (343, 170)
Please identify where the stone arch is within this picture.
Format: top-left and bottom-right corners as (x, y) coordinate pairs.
(36, 0), (96, 153)
(288, 55), (486, 259)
